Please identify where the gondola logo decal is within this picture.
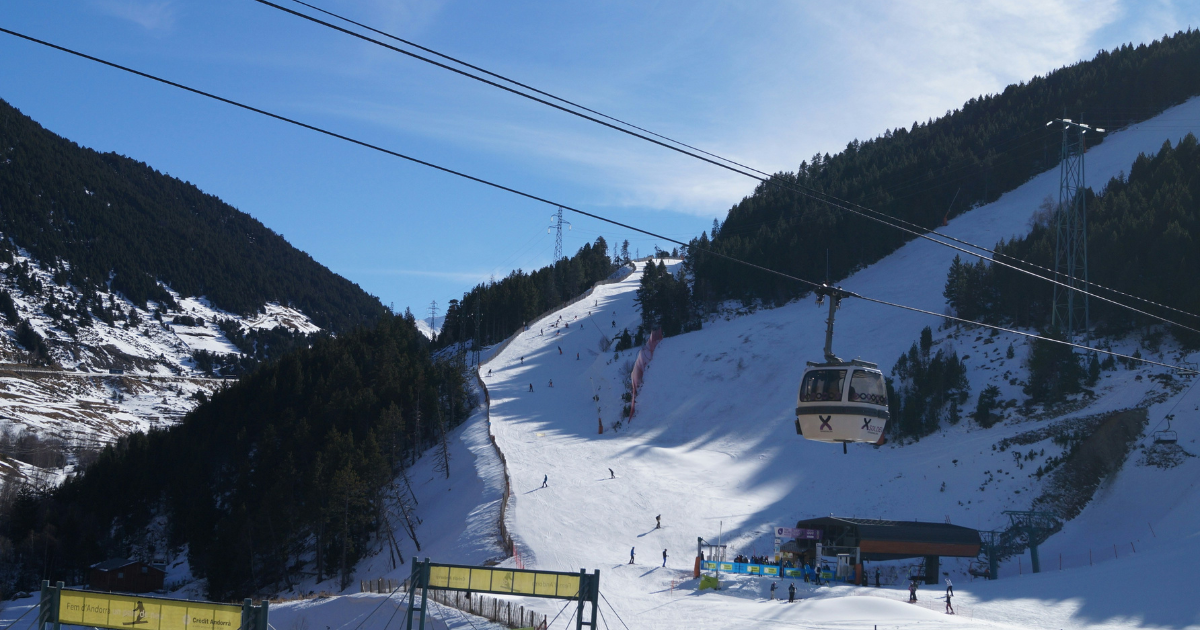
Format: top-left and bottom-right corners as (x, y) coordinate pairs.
(819, 416), (832, 432)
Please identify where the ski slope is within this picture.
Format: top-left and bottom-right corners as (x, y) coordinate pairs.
(455, 98), (1200, 630)
(202, 98), (1200, 630)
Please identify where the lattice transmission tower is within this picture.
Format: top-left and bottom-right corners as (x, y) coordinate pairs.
(1048, 117), (1103, 339)
(548, 206), (571, 261)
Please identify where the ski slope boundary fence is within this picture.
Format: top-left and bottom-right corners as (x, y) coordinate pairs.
(628, 328), (663, 420)
(473, 370), (516, 562)
(428, 588), (548, 629)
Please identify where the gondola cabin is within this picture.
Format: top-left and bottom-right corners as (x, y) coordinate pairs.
(795, 359), (888, 445)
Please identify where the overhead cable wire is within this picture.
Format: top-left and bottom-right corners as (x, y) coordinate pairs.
(598, 593), (631, 630)
(4, 27), (1194, 374)
(0, 602), (38, 630)
(280, 0), (763, 175)
(255, 1), (1200, 328)
(544, 597), (574, 630)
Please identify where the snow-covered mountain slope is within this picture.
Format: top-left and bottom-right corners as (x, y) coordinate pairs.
(311, 97), (1200, 630)
(415, 316), (444, 341)
(0, 241), (321, 476)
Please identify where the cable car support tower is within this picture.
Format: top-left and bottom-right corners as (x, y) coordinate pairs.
(1047, 117), (1103, 340)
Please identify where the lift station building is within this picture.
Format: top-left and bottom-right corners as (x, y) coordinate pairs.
(791, 516), (982, 584)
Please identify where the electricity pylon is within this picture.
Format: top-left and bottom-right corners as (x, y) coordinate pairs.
(548, 207), (572, 262)
(1046, 117), (1103, 340)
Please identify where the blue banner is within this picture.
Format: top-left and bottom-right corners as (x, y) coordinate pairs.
(700, 561), (806, 578)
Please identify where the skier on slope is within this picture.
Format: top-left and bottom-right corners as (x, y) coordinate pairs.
(529, 383), (533, 392)
(548, 379), (554, 388)
(609, 468), (615, 479)
(558, 346), (563, 354)
(655, 514), (661, 529)
(945, 590), (954, 614)
(787, 582), (796, 603)
(541, 474), (548, 488)
(769, 582), (776, 600)
(629, 547), (635, 564)
(662, 549), (668, 567)
(908, 580), (918, 602)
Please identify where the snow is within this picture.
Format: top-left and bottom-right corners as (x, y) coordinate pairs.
(415, 316), (444, 340)
(14, 96), (1200, 630)
(0, 245), (321, 466)
(313, 97), (1200, 630)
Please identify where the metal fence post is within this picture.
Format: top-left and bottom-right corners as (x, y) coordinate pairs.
(52, 582), (63, 630)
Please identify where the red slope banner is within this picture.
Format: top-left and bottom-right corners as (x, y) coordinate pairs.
(628, 328), (663, 420)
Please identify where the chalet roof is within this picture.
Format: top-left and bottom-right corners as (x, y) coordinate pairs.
(794, 516), (981, 546)
(90, 558), (164, 573)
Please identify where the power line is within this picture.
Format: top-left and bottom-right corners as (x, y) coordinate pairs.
(3, 27), (1193, 375)
(254, 0), (1200, 330)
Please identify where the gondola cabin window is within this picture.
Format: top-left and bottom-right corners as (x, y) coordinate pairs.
(849, 370), (887, 405)
(799, 369), (846, 402)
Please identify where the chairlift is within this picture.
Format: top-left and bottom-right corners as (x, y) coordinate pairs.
(795, 285), (889, 453)
(967, 561), (991, 579)
(1153, 414), (1178, 445)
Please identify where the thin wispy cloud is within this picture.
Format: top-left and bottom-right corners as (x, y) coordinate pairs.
(288, 0), (1168, 219)
(91, 0), (179, 31)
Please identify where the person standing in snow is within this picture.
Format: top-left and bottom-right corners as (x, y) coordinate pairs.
(662, 549), (668, 567)
(609, 468), (614, 479)
(769, 582), (777, 600)
(528, 383), (533, 392)
(558, 346), (563, 354)
(548, 379), (554, 388)
(944, 590), (954, 614)
(875, 567), (881, 588)
(629, 547), (635, 564)
(541, 474), (548, 488)
(520, 356), (524, 364)
(945, 577), (953, 596)
(908, 580), (918, 602)
(576, 353), (580, 360)
(787, 582), (796, 603)
(655, 514), (661, 529)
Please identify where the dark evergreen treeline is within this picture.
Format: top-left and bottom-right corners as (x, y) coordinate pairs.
(0, 98), (386, 332)
(436, 237), (617, 348)
(886, 327), (971, 440)
(635, 260), (699, 337)
(191, 321), (327, 377)
(946, 134), (1200, 344)
(0, 312), (469, 600)
(688, 30), (1200, 306)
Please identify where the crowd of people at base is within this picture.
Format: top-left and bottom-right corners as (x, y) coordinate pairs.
(729, 554), (807, 569)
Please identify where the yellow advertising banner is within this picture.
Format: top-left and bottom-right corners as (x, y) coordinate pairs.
(58, 589), (242, 630)
(425, 566), (583, 599)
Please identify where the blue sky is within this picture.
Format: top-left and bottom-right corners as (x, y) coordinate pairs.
(0, 1), (1195, 320)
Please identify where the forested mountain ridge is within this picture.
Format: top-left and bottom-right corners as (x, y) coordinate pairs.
(945, 133), (1200, 341)
(0, 98), (386, 332)
(691, 29), (1200, 306)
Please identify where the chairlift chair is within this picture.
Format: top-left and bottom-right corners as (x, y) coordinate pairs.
(795, 285), (889, 452)
(1153, 414), (1178, 445)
